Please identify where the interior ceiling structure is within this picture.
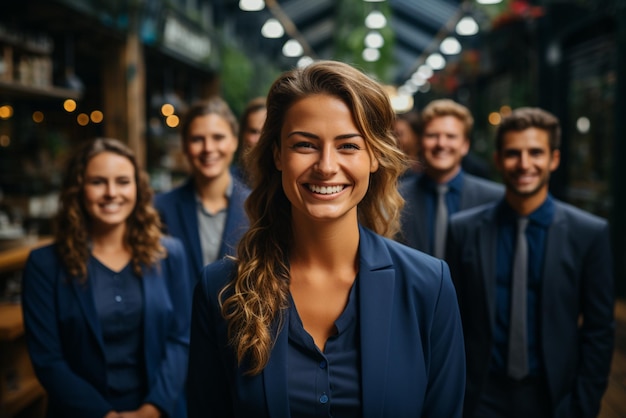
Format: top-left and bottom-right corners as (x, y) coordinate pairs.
(219, 0), (465, 84)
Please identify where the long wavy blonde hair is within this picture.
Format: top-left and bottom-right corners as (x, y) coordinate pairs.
(220, 60), (407, 375)
(55, 138), (164, 280)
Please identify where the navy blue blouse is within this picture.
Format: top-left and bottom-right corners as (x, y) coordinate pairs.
(287, 277), (362, 418)
(89, 256), (146, 410)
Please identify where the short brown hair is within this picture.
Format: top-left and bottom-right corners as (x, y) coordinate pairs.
(496, 107), (561, 151)
(180, 97), (239, 144)
(420, 99), (473, 139)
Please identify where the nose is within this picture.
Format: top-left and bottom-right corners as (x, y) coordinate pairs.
(105, 181), (117, 197)
(519, 151), (531, 169)
(202, 138), (214, 152)
(315, 145), (339, 176)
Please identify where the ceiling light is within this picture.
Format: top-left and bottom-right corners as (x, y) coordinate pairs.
(364, 31), (384, 49)
(297, 56), (314, 68)
(364, 0), (385, 2)
(362, 48), (380, 62)
(440, 36), (462, 55)
(477, 0), (502, 4)
(426, 52), (446, 70)
(410, 73), (427, 86)
(282, 39), (303, 57)
(365, 10), (387, 29)
(456, 16), (479, 36)
(416, 64), (433, 79)
(239, 0), (264, 11)
(261, 18), (284, 38)
(390, 92), (414, 113)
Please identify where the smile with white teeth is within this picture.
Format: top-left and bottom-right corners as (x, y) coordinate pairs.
(100, 202), (122, 211)
(307, 184), (345, 195)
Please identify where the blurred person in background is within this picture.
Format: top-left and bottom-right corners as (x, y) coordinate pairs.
(154, 98), (250, 286)
(232, 96), (267, 185)
(187, 60), (465, 418)
(398, 98), (503, 258)
(22, 138), (190, 418)
(394, 109), (422, 176)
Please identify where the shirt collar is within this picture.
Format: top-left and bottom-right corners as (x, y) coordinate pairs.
(194, 179), (233, 205)
(420, 169), (464, 193)
(497, 193), (555, 227)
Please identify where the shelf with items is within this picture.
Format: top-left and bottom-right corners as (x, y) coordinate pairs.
(0, 80), (81, 101)
(0, 22), (81, 101)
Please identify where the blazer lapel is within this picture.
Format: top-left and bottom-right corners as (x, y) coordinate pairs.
(479, 209), (499, 328)
(141, 263), (163, 380)
(262, 320), (291, 418)
(71, 274), (105, 352)
(414, 188), (430, 251)
(358, 227), (395, 418)
(178, 181), (203, 274)
(219, 181), (248, 258)
(541, 204), (565, 307)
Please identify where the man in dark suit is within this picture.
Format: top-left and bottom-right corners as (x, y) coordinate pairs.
(447, 107), (614, 418)
(398, 99), (503, 257)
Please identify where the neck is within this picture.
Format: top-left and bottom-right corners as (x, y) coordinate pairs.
(193, 170), (231, 199)
(505, 188), (548, 216)
(425, 165), (461, 184)
(89, 224), (127, 252)
(290, 215), (360, 273)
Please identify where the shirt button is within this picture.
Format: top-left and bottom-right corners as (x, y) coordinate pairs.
(319, 394), (329, 404)
(319, 360), (327, 369)
(115, 295), (122, 302)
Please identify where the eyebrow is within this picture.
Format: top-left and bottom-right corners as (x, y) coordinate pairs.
(286, 131), (363, 140)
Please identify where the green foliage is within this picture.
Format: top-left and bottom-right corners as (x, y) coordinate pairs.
(218, 39), (280, 116)
(333, 0), (395, 83)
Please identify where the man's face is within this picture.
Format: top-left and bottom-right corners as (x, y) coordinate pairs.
(419, 115), (469, 181)
(495, 127), (560, 198)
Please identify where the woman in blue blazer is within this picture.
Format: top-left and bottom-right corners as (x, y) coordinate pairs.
(22, 138), (191, 418)
(187, 61), (465, 417)
(154, 98), (250, 285)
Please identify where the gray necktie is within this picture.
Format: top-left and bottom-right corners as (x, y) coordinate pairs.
(434, 184), (449, 259)
(508, 217), (529, 380)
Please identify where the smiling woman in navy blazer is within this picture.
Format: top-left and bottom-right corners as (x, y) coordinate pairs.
(154, 98), (250, 285)
(22, 138), (191, 418)
(187, 61), (465, 418)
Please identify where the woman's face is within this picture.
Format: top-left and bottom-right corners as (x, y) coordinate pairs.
(185, 113), (238, 182)
(243, 108), (267, 150)
(274, 94), (378, 225)
(83, 151), (137, 232)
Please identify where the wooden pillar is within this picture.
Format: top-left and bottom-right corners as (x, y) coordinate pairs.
(101, 6), (146, 168)
(126, 8), (146, 169)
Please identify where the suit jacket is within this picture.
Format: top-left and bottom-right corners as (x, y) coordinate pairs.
(154, 177), (250, 281)
(399, 172), (503, 254)
(187, 226), (466, 418)
(447, 199), (614, 418)
(22, 237), (191, 418)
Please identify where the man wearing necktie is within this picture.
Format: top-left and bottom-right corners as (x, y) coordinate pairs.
(398, 99), (503, 258)
(447, 107), (614, 418)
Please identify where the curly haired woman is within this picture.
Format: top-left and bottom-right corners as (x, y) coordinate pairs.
(22, 138), (191, 418)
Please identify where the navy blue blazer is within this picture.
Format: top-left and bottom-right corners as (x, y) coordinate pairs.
(154, 177), (250, 281)
(447, 199), (614, 418)
(22, 237), (191, 418)
(188, 226), (466, 418)
(398, 172), (503, 254)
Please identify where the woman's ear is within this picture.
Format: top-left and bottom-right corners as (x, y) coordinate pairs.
(273, 144), (282, 171)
